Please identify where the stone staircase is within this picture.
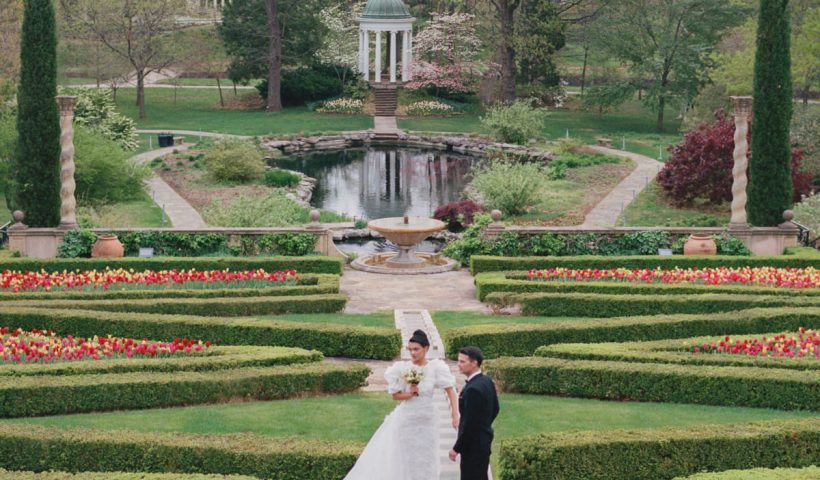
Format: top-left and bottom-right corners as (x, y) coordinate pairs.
(372, 81), (399, 117)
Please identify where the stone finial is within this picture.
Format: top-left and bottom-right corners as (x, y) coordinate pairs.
(779, 209), (797, 229)
(491, 209), (502, 223)
(486, 209), (504, 233)
(306, 209), (323, 230)
(9, 210), (27, 230)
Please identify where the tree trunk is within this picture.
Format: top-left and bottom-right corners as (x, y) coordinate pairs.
(265, 0), (283, 113)
(136, 69), (146, 119)
(216, 77), (225, 107)
(656, 94), (665, 132)
(498, 0), (517, 104)
(580, 45), (588, 95)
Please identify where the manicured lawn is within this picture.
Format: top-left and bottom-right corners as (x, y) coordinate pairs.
(155, 78), (257, 88)
(620, 181), (731, 227)
(134, 133), (202, 154)
(78, 191), (169, 228)
(253, 312), (394, 328)
(432, 311), (587, 333)
(115, 88), (373, 135)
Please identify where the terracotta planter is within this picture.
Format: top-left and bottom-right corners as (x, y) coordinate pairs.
(683, 234), (717, 256)
(91, 235), (124, 258)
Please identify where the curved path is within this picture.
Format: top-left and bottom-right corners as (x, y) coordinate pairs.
(581, 146), (664, 227)
(129, 144), (206, 228)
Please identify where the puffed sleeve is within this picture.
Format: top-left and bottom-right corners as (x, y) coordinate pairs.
(433, 359), (455, 389)
(384, 361), (406, 394)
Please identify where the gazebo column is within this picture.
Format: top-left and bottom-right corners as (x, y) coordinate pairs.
(401, 30), (409, 82)
(389, 30), (397, 83)
(406, 30), (413, 81)
(362, 30), (370, 81)
(375, 31), (382, 82)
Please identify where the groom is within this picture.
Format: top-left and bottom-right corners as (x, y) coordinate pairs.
(449, 346), (500, 480)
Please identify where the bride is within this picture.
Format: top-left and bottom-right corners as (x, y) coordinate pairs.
(344, 329), (459, 480)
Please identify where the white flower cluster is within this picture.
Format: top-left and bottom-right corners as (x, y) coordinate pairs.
(317, 98), (363, 114)
(406, 101), (454, 116)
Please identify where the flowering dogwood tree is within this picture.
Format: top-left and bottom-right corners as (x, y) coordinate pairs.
(407, 12), (483, 94)
(315, 1), (364, 84)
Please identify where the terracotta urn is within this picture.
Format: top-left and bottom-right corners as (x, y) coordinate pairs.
(683, 234), (717, 256)
(91, 235), (125, 258)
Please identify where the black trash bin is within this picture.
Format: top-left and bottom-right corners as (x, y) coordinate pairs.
(158, 133), (173, 148)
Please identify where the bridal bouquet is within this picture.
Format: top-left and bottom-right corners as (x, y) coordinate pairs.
(403, 367), (424, 385)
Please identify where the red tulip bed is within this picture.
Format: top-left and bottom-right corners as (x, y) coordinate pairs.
(0, 326), (211, 364)
(693, 328), (820, 359)
(525, 266), (820, 289)
(0, 268), (299, 293)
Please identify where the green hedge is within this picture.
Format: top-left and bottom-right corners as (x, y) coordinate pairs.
(0, 274), (339, 302)
(2, 308), (401, 360)
(470, 254), (820, 274)
(486, 291), (819, 317)
(0, 470), (260, 480)
(0, 256), (343, 274)
(0, 425), (360, 480)
(498, 418), (820, 480)
(475, 272), (820, 301)
(0, 346), (322, 377)
(442, 307), (820, 358)
(674, 466), (820, 479)
(536, 335), (820, 370)
(485, 356), (820, 410)
(0, 362), (369, 417)
(7, 294), (348, 316)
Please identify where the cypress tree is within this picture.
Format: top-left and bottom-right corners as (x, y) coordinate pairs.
(747, 0), (793, 226)
(14, 0), (61, 227)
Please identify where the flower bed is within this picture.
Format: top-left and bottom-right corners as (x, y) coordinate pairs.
(405, 100), (454, 116)
(316, 98), (363, 114)
(526, 267), (820, 289)
(694, 328), (820, 358)
(0, 268), (299, 293)
(0, 327), (210, 364)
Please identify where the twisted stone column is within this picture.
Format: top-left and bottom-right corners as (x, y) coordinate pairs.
(56, 96), (79, 230)
(729, 96), (752, 230)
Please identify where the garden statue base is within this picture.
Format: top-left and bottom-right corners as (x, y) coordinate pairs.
(351, 251), (458, 275)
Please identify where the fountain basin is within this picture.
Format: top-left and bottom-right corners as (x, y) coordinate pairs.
(350, 217), (457, 274)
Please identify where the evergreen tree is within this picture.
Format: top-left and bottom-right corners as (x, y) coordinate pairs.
(748, 0), (793, 226)
(15, 0), (61, 227)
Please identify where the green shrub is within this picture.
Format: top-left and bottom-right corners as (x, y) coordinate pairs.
(264, 169), (301, 187)
(0, 346), (322, 377)
(480, 101), (546, 144)
(10, 294), (348, 317)
(469, 253), (820, 274)
(73, 126), (149, 204)
(205, 139), (265, 184)
(486, 356), (820, 410)
(474, 272), (820, 301)
(0, 362), (368, 417)
(536, 335), (820, 370)
(0, 471), (260, 480)
(498, 418), (820, 480)
(489, 291), (818, 318)
(0, 275), (337, 302)
(441, 307), (820, 358)
(3, 307), (400, 359)
(0, 424), (361, 480)
(470, 160), (546, 214)
(256, 233), (317, 256)
(257, 64), (349, 106)
(57, 229), (98, 258)
(675, 466), (820, 480)
(204, 192), (320, 227)
(117, 231), (230, 257)
(59, 87), (138, 150)
(0, 256), (344, 274)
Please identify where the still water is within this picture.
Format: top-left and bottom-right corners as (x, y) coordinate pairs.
(271, 147), (481, 219)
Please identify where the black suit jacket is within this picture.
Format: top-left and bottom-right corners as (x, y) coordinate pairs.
(453, 373), (500, 455)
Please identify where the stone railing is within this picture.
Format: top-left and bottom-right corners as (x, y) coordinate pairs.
(481, 210), (802, 256)
(6, 210), (347, 259)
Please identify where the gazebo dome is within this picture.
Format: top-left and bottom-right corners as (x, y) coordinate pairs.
(361, 0), (412, 19)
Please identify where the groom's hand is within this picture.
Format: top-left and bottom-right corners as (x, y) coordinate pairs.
(448, 449), (458, 461)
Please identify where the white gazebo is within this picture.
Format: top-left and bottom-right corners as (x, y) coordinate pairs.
(358, 0), (415, 84)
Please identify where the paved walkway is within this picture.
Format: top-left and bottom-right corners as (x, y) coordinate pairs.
(341, 269), (486, 313)
(137, 129), (252, 140)
(373, 116), (401, 134)
(581, 146), (664, 227)
(129, 144), (207, 228)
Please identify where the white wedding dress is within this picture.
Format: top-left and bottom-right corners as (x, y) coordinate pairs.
(344, 358), (455, 480)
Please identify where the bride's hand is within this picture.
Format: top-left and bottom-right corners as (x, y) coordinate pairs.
(408, 384), (419, 396)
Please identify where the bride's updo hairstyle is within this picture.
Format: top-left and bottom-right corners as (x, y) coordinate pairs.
(409, 329), (430, 348)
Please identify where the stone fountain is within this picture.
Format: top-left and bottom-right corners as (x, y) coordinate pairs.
(351, 216), (457, 274)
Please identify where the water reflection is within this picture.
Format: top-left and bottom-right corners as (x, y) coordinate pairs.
(271, 147), (480, 219)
